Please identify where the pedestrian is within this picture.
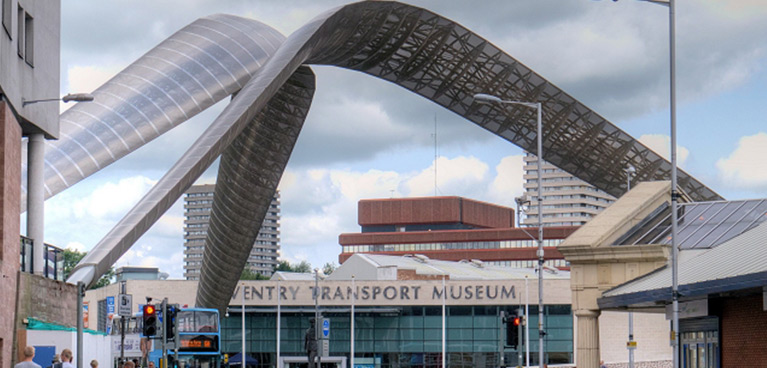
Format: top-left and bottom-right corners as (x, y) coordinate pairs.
(60, 349), (73, 368)
(147, 361), (155, 368)
(90, 360), (98, 368)
(123, 361), (135, 368)
(15, 346), (42, 368)
(600, 360), (608, 368)
(48, 354), (61, 368)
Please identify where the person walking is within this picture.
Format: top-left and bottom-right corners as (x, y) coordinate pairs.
(90, 360), (98, 368)
(48, 354), (61, 368)
(60, 349), (73, 368)
(15, 347), (42, 368)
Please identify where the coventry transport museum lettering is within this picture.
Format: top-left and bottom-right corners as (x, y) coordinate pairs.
(232, 284), (515, 302)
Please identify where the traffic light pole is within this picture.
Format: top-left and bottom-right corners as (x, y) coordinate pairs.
(162, 298), (168, 368)
(120, 282), (127, 366)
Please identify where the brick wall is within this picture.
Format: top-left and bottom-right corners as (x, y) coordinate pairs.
(16, 272), (79, 330)
(720, 294), (767, 367)
(0, 102), (21, 368)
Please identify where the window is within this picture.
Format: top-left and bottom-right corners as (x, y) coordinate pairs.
(15, 4), (31, 65)
(23, 10), (31, 65)
(2, 0), (11, 38)
(15, 4), (21, 56)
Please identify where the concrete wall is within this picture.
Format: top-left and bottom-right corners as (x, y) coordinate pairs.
(0, 0), (61, 137)
(599, 311), (671, 364)
(0, 102), (21, 368)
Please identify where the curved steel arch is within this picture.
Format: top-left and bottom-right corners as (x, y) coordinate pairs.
(21, 14), (285, 208)
(196, 1), (721, 310)
(62, 2), (722, 312)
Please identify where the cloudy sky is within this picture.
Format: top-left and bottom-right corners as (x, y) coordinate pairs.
(44, 0), (767, 279)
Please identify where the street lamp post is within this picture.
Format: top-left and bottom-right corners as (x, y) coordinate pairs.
(624, 165), (636, 368)
(474, 93), (545, 366)
(600, 0), (679, 366)
(24, 92), (95, 277)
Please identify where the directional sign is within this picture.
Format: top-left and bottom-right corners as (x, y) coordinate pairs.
(118, 294), (133, 316)
(322, 318), (330, 338)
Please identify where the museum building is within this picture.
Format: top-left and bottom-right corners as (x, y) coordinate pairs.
(226, 253), (574, 368)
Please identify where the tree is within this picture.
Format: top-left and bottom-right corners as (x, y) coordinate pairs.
(63, 249), (115, 289)
(322, 262), (337, 275)
(274, 259), (313, 273)
(241, 268), (270, 280)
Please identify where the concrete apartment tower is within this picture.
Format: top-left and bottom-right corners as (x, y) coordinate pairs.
(522, 153), (616, 227)
(183, 184), (281, 280)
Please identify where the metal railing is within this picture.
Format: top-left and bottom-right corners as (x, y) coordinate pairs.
(20, 235), (64, 281)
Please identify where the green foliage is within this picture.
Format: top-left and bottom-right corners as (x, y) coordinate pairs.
(240, 268), (270, 280)
(63, 248), (115, 289)
(322, 262), (337, 275)
(275, 259), (313, 273)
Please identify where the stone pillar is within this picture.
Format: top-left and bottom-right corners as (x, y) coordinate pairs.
(576, 309), (601, 368)
(27, 133), (45, 275)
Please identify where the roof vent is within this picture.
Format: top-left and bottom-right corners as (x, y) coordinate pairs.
(470, 259), (484, 268)
(413, 254), (429, 263)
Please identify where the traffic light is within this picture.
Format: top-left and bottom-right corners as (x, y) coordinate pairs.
(165, 304), (178, 340)
(505, 312), (521, 349)
(143, 304), (157, 336)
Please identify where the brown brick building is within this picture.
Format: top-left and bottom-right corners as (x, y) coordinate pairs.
(338, 196), (578, 269)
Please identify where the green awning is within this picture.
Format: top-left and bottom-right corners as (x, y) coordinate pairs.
(27, 318), (107, 336)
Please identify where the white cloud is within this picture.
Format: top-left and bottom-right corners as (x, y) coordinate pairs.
(404, 156), (489, 197)
(488, 155), (526, 208)
(638, 134), (690, 167)
(716, 132), (767, 188)
(70, 176), (156, 220)
(61, 64), (122, 112)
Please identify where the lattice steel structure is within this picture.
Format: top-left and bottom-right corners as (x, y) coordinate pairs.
(59, 2), (721, 312)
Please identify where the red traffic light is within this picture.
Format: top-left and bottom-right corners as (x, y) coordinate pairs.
(144, 305), (155, 315)
(513, 317), (521, 326)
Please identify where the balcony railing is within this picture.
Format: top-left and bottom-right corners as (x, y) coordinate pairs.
(20, 236), (64, 281)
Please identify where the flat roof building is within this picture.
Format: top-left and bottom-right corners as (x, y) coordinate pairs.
(339, 196), (578, 269)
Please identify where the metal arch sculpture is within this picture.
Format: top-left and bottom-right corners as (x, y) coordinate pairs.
(21, 14), (285, 206)
(62, 2), (722, 311)
(197, 1), (722, 310)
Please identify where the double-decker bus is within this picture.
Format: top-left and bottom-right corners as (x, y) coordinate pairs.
(148, 308), (221, 368)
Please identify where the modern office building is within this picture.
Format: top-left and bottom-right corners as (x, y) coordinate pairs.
(1, 2), (61, 368)
(521, 153), (616, 227)
(184, 184), (281, 279)
(338, 196), (578, 269)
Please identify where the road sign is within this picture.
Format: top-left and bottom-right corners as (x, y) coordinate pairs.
(322, 318), (330, 338)
(118, 294), (133, 316)
(106, 296), (115, 334)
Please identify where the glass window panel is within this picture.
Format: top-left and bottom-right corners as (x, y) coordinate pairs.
(424, 316), (442, 328)
(448, 316), (473, 328)
(374, 328), (397, 340)
(399, 341), (424, 353)
(399, 316), (424, 328)
(424, 341), (442, 352)
(424, 329), (442, 341)
(399, 329), (424, 340)
(473, 328), (496, 340)
(473, 316), (498, 329)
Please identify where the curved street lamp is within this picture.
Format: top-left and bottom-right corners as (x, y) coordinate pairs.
(22, 92), (95, 106)
(474, 93), (545, 367)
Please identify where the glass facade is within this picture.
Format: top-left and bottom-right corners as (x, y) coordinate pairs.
(221, 305), (572, 368)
